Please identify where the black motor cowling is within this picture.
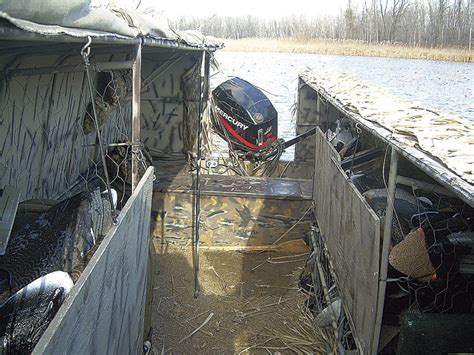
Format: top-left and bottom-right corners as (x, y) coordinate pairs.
(211, 77), (278, 151)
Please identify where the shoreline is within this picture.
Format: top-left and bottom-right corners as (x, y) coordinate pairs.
(222, 38), (473, 63)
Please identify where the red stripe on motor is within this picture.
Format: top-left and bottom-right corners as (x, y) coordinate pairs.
(220, 116), (268, 149)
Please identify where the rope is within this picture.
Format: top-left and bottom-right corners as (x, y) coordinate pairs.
(81, 37), (117, 223)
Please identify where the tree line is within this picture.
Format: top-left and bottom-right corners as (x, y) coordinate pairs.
(169, 0), (473, 49)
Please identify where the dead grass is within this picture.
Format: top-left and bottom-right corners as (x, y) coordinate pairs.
(223, 37), (473, 63)
(150, 244), (336, 354)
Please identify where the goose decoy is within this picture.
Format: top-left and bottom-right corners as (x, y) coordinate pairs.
(0, 271), (73, 353)
(0, 189), (113, 303)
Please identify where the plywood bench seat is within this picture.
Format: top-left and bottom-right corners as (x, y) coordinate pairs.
(154, 173), (313, 201)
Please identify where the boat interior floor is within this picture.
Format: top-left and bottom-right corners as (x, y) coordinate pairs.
(151, 243), (311, 354)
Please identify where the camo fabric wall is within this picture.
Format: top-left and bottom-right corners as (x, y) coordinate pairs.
(295, 77), (340, 161)
(295, 78), (319, 161)
(0, 52), (131, 201)
(141, 50), (202, 159)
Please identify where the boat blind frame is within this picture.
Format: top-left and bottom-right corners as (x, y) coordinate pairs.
(298, 73), (474, 207)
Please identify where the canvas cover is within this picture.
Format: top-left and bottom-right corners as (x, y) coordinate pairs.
(0, 0), (222, 48)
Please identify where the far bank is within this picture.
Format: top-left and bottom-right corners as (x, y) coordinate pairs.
(222, 38), (472, 63)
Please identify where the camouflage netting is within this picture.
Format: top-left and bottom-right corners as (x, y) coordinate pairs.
(300, 69), (474, 194)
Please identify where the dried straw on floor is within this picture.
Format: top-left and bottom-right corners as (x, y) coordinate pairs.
(237, 302), (336, 354)
(152, 245), (335, 354)
(268, 309), (336, 354)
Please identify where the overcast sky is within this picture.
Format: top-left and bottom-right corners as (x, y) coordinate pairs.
(108, 0), (351, 18)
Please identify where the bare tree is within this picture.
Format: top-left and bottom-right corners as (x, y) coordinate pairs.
(389, 0), (411, 40)
(169, 0), (472, 49)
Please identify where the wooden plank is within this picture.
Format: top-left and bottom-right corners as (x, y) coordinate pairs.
(151, 192), (312, 247)
(34, 167), (154, 355)
(313, 128), (380, 354)
(154, 173), (313, 201)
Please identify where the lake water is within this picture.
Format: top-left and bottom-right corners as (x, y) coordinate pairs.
(212, 51), (473, 160)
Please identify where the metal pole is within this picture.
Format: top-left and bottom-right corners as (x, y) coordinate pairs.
(373, 147), (398, 352)
(396, 175), (455, 197)
(131, 41), (142, 192)
(193, 51), (206, 299)
(4, 60), (134, 79)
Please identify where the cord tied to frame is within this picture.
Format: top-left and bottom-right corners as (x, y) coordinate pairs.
(132, 142), (156, 181)
(107, 141), (156, 183)
(81, 36), (118, 224)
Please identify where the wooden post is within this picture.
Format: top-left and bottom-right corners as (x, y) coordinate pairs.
(132, 42), (142, 192)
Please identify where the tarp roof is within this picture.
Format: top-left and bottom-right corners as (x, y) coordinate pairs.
(0, 0), (223, 49)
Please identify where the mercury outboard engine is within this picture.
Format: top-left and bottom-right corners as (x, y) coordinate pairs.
(211, 77), (278, 152)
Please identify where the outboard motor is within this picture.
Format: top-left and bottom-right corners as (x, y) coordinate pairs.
(211, 77), (278, 152)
